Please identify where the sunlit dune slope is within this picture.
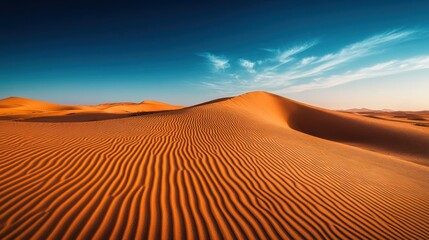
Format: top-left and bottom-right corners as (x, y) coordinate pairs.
(0, 91), (428, 239)
(0, 97), (182, 121)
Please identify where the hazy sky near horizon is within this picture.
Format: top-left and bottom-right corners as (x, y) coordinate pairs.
(1, 0), (429, 110)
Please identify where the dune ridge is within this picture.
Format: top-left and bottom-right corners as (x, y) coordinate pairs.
(0, 91), (428, 239)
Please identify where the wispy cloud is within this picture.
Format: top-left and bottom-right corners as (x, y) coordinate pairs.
(199, 29), (428, 94)
(239, 59), (256, 73)
(303, 29), (417, 75)
(198, 52), (230, 71)
(299, 56), (317, 66)
(282, 55), (429, 93)
(262, 41), (318, 71)
(277, 41), (318, 63)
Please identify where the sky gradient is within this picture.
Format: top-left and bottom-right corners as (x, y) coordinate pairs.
(1, 0), (429, 109)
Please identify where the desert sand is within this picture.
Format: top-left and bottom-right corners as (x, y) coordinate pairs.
(0, 91), (428, 239)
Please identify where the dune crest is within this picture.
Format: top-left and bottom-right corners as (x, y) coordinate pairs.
(0, 91), (428, 239)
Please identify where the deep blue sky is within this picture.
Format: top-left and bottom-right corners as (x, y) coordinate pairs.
(1, 0), (429, 109)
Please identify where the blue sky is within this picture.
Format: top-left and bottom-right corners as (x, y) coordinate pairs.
(1, 0), (429, 109)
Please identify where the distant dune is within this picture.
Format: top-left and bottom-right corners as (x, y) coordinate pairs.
(0, 91), (428, 239)
(342, 109), (429, 131)
(0, 96), (183, 121)
(343, 108), (398, 113)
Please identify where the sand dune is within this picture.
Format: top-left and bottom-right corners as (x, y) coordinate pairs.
(0, 91), (428, 239)
(344, 110), (429, 129)
(0, 97), (182, 121)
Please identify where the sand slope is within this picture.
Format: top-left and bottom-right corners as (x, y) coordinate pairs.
(0, 97), (182, 121)
(0, 91), (428, 239)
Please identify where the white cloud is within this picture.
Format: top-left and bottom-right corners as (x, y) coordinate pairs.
(282, 55), (429, 93)
(270, 30), (419, 82)
(299, 56), (317, 66)
(277, 41), (318, 63)
(307, 30), (417, 74)
(199, 29), (426, 95)
(263, 41), (318, 72)
(199, 52), (230, 71)
(239, 59), (256, 73)
(261, 48), (279, 53)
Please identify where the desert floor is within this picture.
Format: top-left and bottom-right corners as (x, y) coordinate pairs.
(0, 92), (428, 239)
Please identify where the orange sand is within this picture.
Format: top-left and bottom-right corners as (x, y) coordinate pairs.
(0, 91), (428, 239)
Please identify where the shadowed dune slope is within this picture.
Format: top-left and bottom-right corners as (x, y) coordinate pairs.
(0, 91), (428, 239)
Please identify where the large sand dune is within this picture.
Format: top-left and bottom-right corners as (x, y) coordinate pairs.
(0, 91), (428, 239)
